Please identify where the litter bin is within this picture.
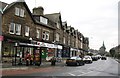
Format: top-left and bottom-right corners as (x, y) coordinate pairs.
(51, 57), (56, 66)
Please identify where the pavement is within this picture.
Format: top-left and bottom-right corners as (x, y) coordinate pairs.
(1, 60), (66, 70)
(0, 60), (66, 76)
(116, 59), (120, 63)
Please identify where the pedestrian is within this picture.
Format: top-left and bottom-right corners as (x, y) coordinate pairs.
(51, 57), (56, 66)
(25, 52), (30, 66)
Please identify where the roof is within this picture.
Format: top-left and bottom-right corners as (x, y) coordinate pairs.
(45, 13), (61, 23)
(0, 1), (8, 13)
(2, 1), (55, 30)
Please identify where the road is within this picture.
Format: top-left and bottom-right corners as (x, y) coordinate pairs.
(15, 57), (119, 76)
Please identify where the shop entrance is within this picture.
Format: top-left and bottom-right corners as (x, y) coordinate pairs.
(12, 46), (41, 66)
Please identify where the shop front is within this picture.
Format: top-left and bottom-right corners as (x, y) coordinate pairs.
(37, 42), (57, 62)
(2, 36), (41, 66)
(62, 45), (70, 58)
(70, 48), (78, 57)
(12, 42), (41, 66)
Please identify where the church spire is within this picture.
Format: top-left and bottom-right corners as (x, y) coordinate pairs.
(103, 41), (105, 47)
(102, 41), (106, 50)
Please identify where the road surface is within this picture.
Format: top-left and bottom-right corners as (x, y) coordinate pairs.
(15, 57), (119, 76)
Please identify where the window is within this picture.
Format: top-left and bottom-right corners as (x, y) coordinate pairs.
(57, 23), (60, 29)
(15, 7), (19, 16)
(15, 7), (24, 17)
(9, 23), (15, 34)
(56, 33), (59, 41)
(63, 37), (65, 44)
(25, 26), (29, 36)
(40, 16), (48, 24)
(46, 33), (49, 40)
(36, 29), (40, 38)
(68, 37), (70, 45)
(42, 32), (46, 40)
(15, 24), (21, 35)
(20, 9), (24, 17)
(42, 31), (49, 40)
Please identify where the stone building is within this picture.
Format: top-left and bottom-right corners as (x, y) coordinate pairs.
(1, 1), (56, 65)
(0, 1), (89, 66)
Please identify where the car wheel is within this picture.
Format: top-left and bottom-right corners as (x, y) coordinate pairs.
(76, 62), (79, 66)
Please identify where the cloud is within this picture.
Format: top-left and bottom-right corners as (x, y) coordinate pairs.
(1, 0), (119, 51)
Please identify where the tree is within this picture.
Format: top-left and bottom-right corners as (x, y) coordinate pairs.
(109, 48), (115, 57)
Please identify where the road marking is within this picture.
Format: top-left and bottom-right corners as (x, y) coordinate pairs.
(77, 71), (93, 76)
(68, 73), (76, 76)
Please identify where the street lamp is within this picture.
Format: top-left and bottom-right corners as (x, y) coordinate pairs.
(14, 43), (18, 66)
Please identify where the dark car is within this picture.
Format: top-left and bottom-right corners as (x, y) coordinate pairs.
(101, 56), (107, 60)
(91, 56), (98, 61)
(66, 56), (84, 66)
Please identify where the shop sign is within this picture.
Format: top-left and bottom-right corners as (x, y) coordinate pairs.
(57, 45), (62, 49)
(37, 42), (58, 48)
(71, 48), (78, 51)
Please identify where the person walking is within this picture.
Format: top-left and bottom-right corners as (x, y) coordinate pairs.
(51, 57), (56, 66)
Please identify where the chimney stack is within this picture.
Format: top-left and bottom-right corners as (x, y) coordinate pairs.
(33, 6), (44, 15)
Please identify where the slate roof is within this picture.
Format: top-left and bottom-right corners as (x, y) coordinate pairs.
(1, 1), (55, 29)
(45, 13), (61, 23)
(0, 1), (8, 13)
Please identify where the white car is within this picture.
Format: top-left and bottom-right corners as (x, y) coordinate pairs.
(83, 56), (92, 63)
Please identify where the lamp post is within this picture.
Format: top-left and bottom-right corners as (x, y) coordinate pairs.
(29, 37), (33, 55)
(14, 43), (18, 66)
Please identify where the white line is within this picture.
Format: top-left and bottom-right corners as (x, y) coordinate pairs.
(77, 71), (93, 76)
(68, 73), (76, 76)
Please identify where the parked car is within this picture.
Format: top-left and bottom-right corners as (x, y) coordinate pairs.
(101, 56), (107, 60)
(91, 56), (98, 61)
(66, 56), (85, 66)
(96, 55), (102, 59)
(83, 56), (92, 63)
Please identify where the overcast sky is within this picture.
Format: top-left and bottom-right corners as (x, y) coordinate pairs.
(1, 0), (119, 51)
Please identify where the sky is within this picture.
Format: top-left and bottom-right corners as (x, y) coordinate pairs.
(1, 0), (119, 51)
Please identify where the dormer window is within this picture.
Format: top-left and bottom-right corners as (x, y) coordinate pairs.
(40, 16), (48, 24)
